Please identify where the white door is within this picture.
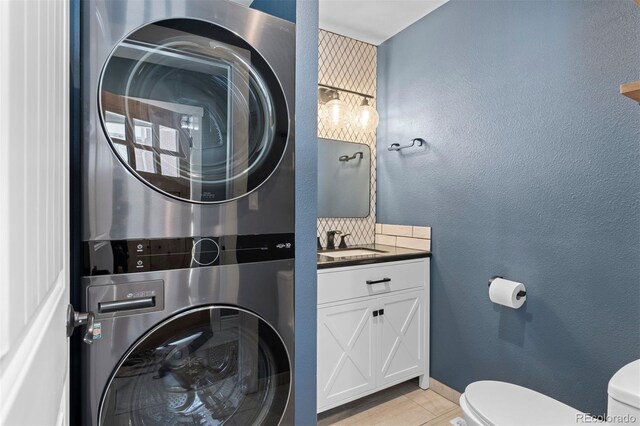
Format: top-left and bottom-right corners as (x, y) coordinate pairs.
(377, 290), (425, 386)
(0, 1), (70, 425)
(317, 299), (377, 410)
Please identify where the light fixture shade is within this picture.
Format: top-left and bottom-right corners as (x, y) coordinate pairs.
(353, 98), (379, 133)
(318, 103), (327, 125)
(322, 96), (351, 130)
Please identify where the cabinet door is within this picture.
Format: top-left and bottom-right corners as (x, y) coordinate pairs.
(377, 290), (425, 387)
(317, 299), (377, 410)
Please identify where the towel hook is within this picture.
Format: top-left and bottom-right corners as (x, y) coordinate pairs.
(388, 138), (425, 152)
(339, 151), (364, 162)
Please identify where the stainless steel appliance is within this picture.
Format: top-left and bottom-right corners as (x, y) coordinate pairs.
(82, 0), (294, 239)
(78, 241), (294, 425)
(75, 1), (295, 424)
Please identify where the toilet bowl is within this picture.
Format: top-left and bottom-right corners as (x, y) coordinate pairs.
(608, 359), (640, 424)
(460, 359), (640, 426)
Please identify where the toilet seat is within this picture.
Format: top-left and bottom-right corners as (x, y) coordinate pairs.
(464, 381), (583, 425)
(608, 359), (640, 409)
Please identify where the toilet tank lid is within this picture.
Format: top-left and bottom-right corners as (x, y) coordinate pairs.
(608, 359), (640, 409)
(464, 381), (582, 426)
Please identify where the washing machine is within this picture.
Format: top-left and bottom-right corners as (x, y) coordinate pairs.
(73, 0), (295, 424)
(77, 250), (294, 425)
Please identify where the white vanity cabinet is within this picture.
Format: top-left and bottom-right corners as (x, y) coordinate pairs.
(317, 258), (430, 412)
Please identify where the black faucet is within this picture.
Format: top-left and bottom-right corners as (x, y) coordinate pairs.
(326, 230), (342, 250)
(338, 233), (351, 249)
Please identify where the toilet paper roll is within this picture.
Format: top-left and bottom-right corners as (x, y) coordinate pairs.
(489, 277), (526, 309)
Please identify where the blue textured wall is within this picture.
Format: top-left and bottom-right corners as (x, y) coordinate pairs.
(377, 0), (639, 414)
(293, 1), (319, 424)
(250, 0), (319, 423)
(250, 0), (296, 23)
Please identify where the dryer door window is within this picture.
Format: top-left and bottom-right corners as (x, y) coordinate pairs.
(99, 307), (291, 425)
(99, 19), (289, 203)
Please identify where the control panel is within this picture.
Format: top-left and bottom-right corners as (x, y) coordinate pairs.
(83, 233), (294, 276)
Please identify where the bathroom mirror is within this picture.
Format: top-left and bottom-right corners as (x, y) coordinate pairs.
(318, 138), (371, 218)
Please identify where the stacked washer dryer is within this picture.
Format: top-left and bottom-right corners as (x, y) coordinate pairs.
(71, 1), (295, 424)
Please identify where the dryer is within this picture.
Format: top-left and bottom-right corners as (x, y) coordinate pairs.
(82, 0), (295, 240)
(75, 1), (295, 424)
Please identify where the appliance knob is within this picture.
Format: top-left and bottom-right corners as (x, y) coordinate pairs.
(191, 238), (220, 266)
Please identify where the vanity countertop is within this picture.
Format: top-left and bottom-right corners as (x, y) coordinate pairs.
(317, 244), (431, 270)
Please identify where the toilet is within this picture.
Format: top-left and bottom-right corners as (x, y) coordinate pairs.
(460, 359), (640, 425)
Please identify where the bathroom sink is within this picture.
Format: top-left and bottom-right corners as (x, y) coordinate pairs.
(320, 248), (387, 258)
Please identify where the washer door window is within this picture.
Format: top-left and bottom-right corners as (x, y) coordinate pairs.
(99, 307), (291, 425)
(99, 19), (289, 203)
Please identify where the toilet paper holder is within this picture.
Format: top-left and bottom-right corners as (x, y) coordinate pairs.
(488, 276), (527, 300)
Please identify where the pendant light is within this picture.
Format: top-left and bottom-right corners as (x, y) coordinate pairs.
(318, 85), (379, 132)
(352, 97), (379, 133)
(321, 90), (351, 130)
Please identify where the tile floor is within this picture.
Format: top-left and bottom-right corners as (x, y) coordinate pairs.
(317, 379), (464, 426)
